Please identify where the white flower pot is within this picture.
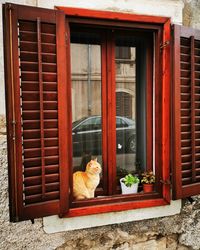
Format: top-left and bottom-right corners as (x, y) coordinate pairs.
(120, 178), (139, 194)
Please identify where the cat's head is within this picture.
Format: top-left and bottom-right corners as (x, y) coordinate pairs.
(86, 158), (102, 175)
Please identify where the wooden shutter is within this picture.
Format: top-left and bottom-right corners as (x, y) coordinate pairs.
(172, 25), (200, 199)
(3, 3), (69, 221)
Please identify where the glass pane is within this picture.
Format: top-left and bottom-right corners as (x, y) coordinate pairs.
(70, 31), (103, 194)
(115, 35), (147, 184)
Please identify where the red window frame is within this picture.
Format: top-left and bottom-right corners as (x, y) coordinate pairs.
(57, 7), (171, 218)
(3, 3), (171, 221)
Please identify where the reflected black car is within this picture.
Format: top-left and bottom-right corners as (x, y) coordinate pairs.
(72, 116), (136, 156)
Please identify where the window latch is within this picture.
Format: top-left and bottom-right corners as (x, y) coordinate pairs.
(160, 41), (170, 50)
(160, 179), (171, 185)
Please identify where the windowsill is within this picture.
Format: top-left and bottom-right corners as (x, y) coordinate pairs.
(43, 199), (181, 233)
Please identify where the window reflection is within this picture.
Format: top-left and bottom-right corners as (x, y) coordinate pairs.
(115, 38), (147, 182)
(70, 32), (102, 175)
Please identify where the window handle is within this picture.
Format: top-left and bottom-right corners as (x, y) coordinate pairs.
(160, 179), (171, 185)
(160, 40), (170, 50)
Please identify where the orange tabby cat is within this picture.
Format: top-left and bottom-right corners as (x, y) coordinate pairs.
(73, 158), (101, 200)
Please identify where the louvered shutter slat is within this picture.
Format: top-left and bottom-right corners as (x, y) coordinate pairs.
(4, 3), (69, 221)
(172, 25), (200, 199)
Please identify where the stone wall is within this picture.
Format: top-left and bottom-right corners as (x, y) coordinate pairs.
(183, 0), (200, 29)
(0, 115), (6, 134)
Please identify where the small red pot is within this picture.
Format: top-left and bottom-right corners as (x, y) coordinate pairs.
(143, 183), (154, 193)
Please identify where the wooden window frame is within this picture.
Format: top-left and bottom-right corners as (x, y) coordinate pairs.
(56, 7), (171, 218)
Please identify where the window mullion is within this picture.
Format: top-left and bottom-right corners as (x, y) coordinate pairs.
(101, 32), (108, 195)
(106, 31), (116, 195)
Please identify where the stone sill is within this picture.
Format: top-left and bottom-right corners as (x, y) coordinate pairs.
(43, 199), (181, 233)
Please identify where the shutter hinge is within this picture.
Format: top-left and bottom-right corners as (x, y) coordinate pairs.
(13, 216), (19, 222)
(65, 33), (68, 42)
(160, 179), (171, 185)
(7, 4), (14, 11)
(160, 40), (170, 50)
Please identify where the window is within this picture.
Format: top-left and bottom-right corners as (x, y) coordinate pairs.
(70, 26), (153, 202)
(116, 92), (133, 119)
(3, 3), (200, 222)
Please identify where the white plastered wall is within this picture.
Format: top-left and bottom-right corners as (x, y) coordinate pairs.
(37, 0), (183, 24)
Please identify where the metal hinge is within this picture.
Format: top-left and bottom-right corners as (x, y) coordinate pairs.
(160, 179), (171, 185)
(160, 40), (170, 50)
(7, 3), (13, 11)
(13, 216), (20, 222)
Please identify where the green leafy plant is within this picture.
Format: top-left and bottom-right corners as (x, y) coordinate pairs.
(141, 171), (155, 184)
(122, 174), (140, 187)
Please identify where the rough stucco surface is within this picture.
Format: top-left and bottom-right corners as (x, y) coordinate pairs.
(183, 0), (200, 28)
(0, 129), (200, 249)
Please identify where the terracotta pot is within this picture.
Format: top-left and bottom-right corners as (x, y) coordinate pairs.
(143, 183), (154, 193)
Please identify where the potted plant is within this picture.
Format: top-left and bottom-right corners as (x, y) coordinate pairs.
(120, 174), (140, 194)
(141, 171), (155, 193)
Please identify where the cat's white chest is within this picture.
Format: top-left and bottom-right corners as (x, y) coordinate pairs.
(87, 175), (99, 189)
(93, 176), (100, 186)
